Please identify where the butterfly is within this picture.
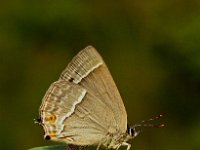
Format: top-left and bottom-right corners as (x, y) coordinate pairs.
(36, 46), (163, 150)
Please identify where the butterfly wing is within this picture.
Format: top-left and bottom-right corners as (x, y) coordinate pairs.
(60, 46), (127, 131)
(39, 46), (127, 145)
(40, 80), (115, 145)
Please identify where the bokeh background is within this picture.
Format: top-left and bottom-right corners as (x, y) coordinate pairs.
(1, 1), (200, 150)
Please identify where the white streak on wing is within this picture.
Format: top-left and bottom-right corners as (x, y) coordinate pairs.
(74, 62), (103, 84)
(57, 89), (87, 134)
(64, 88), (87, 119)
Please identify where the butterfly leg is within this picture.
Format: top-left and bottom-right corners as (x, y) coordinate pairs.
(122, 142), (131, 150)
(115, 144), (121, 150)
(96, 143), (101, 150)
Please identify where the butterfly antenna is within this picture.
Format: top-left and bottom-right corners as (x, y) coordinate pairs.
(132, 114), (164, 128)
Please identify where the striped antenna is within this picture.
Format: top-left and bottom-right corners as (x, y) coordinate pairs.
(132, 114), (164, 128)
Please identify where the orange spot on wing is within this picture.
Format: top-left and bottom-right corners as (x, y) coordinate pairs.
(46, 114), (56, 124)
(49, 132), (56, 138)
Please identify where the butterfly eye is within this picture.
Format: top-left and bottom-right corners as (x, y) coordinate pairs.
(127, 125), (135, 136)
(130, 128), (134, 136)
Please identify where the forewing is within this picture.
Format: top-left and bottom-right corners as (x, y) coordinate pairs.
(60, 46), (127, 132)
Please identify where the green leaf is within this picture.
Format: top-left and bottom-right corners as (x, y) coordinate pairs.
(28, 145), (67, 150)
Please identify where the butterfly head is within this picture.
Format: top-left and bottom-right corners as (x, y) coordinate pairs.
(127, 125), (140, 139)
(127, 114), (164, 139)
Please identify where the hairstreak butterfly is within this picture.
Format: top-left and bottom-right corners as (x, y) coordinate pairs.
(36, 46), (163, 150)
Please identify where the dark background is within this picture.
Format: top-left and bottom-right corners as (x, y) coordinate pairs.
(0, 1), (200, 150)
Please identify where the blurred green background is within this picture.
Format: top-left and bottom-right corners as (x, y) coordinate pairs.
(1, 0), (200, 150)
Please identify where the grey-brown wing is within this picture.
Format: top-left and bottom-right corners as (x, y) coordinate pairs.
(39, 80), (117, 145)
(59, 88), (118, 145)
(59, 46), (127, 132)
